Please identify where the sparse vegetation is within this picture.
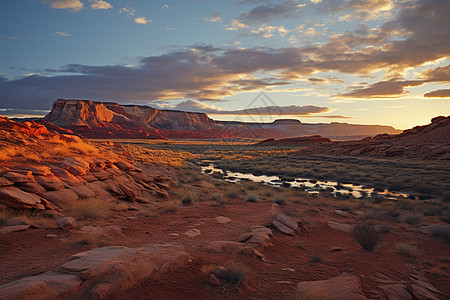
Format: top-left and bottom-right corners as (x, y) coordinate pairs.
(309, 254), (323, 263)
(426, 224), (450, 242)
(396, 242), (421, 258)
(401, 212), (423, 225)
(352, 222), (382, 251)
(160, 201), (179, 213)
(213, 261), (248, 288)
(211, 193), (226, 205)
(245, 192), (259, 202)
(73, 198), (114, 219)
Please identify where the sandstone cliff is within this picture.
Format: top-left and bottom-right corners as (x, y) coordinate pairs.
(44, 99), (217, 130)
(42, 99), (400, 140)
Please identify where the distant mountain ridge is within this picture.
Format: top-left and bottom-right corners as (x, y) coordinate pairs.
(41, 99), (401, 140)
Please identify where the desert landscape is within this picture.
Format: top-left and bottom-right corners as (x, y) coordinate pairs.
(1, 0), (449, 299)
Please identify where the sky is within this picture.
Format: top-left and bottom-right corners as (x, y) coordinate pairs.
(0, 0), (449, 129)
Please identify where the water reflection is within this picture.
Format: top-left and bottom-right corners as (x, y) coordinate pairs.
(200, 162), (409, 199)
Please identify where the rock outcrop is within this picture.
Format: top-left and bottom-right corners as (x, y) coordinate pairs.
(295, 116), (450, 160)
(38, 99), (400, 140)
(0, 243), (189, 300)
(0, 116), (172, 211)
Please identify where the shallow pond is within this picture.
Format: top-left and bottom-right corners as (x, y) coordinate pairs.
(200, 162), (409, 200)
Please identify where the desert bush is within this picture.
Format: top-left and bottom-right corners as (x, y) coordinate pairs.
(401, 212), (423, 225)
(211, 193), (225, 205)
(273, 195), (287, 205)
(22, 152), (41, 162)
(78, 231), (111, 247)
(309, 254), (323, 263)
(73, 198), (112, 219)
(214, 261), (248, 288)
(160, 201), (179, 213)
(181, 190), (198, 204)
(426, 224), (450, 242)
(396, 242), (421, 258)
(352, 222), (382, 251)
(245, 192), (259, 202)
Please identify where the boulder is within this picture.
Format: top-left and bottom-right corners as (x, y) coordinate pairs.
(70, 185), (96, 199)
(272, 213), (298, 235)
(60, 157), (90, 176)
(50, 167), (83, 186)
(3, 171), (33, 183)
(327, 220), (353, 233)
(4, 216), (30, 226)
(207, 241), (248, 254)
(0, 187), (42, 209)
(90, 168), (110, 180)
(16, 182), (46, 194)
(35, 175), (66, 191)
(296, 273), (368, 300)
(0, 177), (14, 187)
(114, 161), (135, 171)
(0, 224), (30, 234)
(57, 217), (77, 230)
(27, 166), (53, 176)
(41, 189), (79, 209)
(0, 272), (82, 300)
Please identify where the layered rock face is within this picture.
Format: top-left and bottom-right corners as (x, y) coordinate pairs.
(44, 99), (217, 130)
(297, 116), (450, 160)
(42, 99), (400, 140)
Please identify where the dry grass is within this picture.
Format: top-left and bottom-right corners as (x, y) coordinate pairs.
(212, 261), (248, 288)
(68, 142), (99, 155)
(0, 147), (18, 161)
(352, 223), (382, 251)
(73, 198), (115, 219)
(160, 201), (179, 213)
(396, 242), (421, 258)
(78, 231), (112, 247)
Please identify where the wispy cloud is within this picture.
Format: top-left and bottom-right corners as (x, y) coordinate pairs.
(51, 31), (72, 37)
(204, 12), (221, 23)
(42, 0), (83, 12)
(161, 4), (170, 11)
(226, 19), (249, 31)
(89, 0), (112, 10)
(119, 7), (135, 17)
(134, 17), (151, 24)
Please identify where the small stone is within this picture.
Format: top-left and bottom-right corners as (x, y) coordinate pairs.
(327, 220), (353, 233)
(208, 274), (220, 287)
(56, 217), (77, 230)
(277, 281), (292, 284)
(183, 229), (201, 237)
(213, 216), (231, 224)
(169, 233), (180, 236)
(46, 234), (58, 238)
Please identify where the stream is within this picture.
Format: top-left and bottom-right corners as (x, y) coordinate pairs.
(200, 162), (409, 200)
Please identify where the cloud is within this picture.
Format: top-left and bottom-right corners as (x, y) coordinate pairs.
(42, 0), (83, 11)
(226, 19), (249, 31)
(119, 7), (135, 17)
(51, 32), (72, 37)
(134, 17), (151, 24)
(168, 100), (331, 116)
(336, 78), (424, 98)
(204, 12), (221, 23)
(161, 4), (170, 11)
(424, 89), (450, 98)
(237, 0), (302, 24)
(89, 0), (112, 10)
(250, 25), (288, 38)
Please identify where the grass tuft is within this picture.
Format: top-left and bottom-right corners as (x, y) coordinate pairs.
(352, 222), (382, 251)
(396, 242), (421, 258)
